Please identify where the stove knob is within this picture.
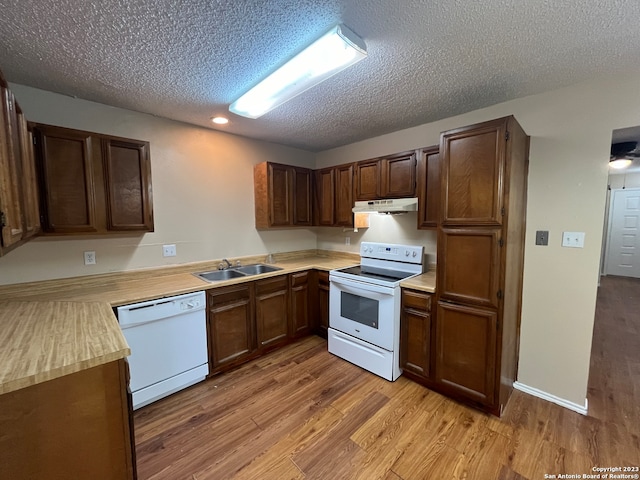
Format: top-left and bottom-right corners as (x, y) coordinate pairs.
(405, 251), (410, 257)
(412, 251), (417, 257)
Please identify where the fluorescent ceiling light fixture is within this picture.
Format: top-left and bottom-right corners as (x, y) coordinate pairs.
(229, 24), (367, 119)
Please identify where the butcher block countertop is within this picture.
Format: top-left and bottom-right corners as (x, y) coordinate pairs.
(400, 270), (437, 293)
(0, 301), (130, 395)
(0, 250), (357, 395)
(0, 249), (436, 395)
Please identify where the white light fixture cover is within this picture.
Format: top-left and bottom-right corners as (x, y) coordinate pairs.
(229, 24), (367, 119)
(609, 158), (633, 169)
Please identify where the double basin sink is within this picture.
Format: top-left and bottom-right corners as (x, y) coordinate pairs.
(195, 263), (283, 282)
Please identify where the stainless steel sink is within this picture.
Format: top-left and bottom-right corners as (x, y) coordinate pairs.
(195, 269), (248, 282)
(233, 264), (283, 275)
(194, 263), (282, 282)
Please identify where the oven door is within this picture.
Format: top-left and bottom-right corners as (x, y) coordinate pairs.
(329, 275), (398, 351)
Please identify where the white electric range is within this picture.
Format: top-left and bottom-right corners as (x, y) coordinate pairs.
(328, 241), (425, 381)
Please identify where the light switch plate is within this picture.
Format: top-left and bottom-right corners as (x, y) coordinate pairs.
(535, 230), (549, 246)
(163, 244), (177, 257)
(562, 232), (585, 248)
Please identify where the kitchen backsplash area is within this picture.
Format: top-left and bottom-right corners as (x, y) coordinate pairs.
(315, 212), (437, 267)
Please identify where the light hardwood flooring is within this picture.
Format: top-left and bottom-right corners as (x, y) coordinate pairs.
(134, 276), (640, 479)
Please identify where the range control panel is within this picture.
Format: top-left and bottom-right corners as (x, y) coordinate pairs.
(360, 242), (424, 264)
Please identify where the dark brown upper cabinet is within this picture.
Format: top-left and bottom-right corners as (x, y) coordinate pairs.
(380, 150), (416, 198)
(0, 74), (40, 256)
(254, 162), (312, 229)
(417, 145), (440, 229)
(355, 150), (417, 201)
(103, 138), (154, 231)
(17, 111), (40, 239)
(354, 159), (380, 200)
(440, 120), (507, 226)
(33, 124), (153, 235)
(313, 164), (354, 228)
(313, 167), (335, 226)
(0, 84), (26, 251)
(335, 164), (354, 227)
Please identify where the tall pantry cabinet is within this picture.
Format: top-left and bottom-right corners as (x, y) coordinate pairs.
(435, 116), (529, 416)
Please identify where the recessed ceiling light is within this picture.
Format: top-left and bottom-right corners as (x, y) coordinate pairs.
(211, 116), (229, 125)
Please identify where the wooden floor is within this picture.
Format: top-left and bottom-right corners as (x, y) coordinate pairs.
(134, 276), (640, 479)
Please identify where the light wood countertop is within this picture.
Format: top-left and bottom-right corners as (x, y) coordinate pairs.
(401, 270), (437, 293)
(0, 301), (130, 395)
(0, 250), (359, 395)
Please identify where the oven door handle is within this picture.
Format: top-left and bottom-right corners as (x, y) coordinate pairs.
(330, 276), (395, 296)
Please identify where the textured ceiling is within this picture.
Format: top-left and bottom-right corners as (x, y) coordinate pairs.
(1, 0), (640, 152)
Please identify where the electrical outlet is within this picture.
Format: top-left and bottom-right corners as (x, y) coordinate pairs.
(562, 232), (585, 248)
(163, 244), (177, 257)
(84, 251), (96, 265)
(345, 237), (350, 245)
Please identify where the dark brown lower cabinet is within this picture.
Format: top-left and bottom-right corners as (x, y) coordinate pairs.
(208, 283), (256, 373)
(255, 275), (289, 352)
(290, 271), (311, 338)
(317, 270), (330, 337)
(399, 289), (432, 380)
(435, 301), (497, 406)
(206, 270), (324, 376)
(0, 359), (135, 479)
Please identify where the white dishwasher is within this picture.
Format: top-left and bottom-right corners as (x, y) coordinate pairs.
(117, 291), (208, 410)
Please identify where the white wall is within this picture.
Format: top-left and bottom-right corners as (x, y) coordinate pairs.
(608, 171), (640, 189)
(316, 72), (640, 409)
(0, 85), (317, 284)
(316, 214), (437, 265)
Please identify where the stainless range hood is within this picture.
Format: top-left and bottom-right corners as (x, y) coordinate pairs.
(352, 197), (418, 214)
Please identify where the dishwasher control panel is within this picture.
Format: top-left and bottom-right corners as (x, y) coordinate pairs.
(117, 291), (206, 327)
(180, 297), (203, 310)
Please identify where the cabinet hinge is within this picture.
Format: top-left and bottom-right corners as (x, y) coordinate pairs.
(497, 290), (503, 300)
(32, 135), (37, 145)
(0, 211), (5, 228)
(505, 131), (510, 141)
(498, 238), (504, 247)
(501, 207), (505, 216)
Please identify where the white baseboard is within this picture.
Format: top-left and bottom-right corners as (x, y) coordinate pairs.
(513, 381), (588, 415)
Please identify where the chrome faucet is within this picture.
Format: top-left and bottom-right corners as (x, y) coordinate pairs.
(219, 258), (232, 270)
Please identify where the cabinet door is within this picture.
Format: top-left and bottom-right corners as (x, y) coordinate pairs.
(400, 289), (432, 379)
(355, 160), (380, 201)
(255, 275), (289, 350)
(103, 138), (153, 231)
(34, 126), (99, 233)
(314, 168), (335, 226)
(208, 285), (255, 369)
(290, 271), (311, 338)
(268, 163), (292, 226)
(335, 164), (354, 227)
(435, 301), (497, 406)
(17, 114), (40, 238)
(0, 359), (135, 480)
(292, 167), (312, 226)
(441, 119), (507, 225)
(438, 227), (502, 309)
(417, 145), (440, 229)
(317, 271), (330, 336)
(381, 150), (416, 198)
(0, 86), (24, 249)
